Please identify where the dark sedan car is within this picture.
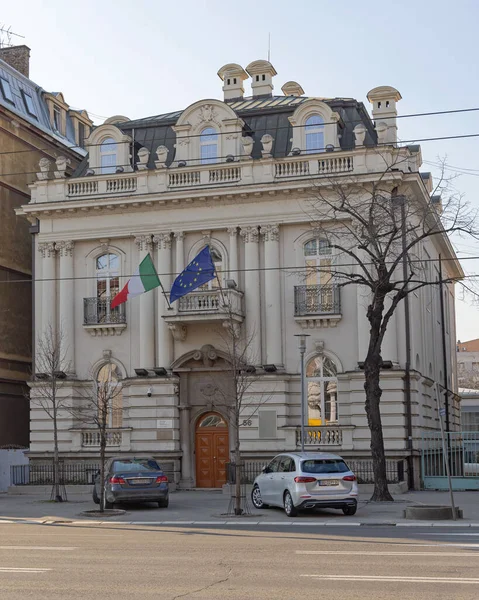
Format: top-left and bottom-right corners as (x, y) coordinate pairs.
(93, 456), (169, 509)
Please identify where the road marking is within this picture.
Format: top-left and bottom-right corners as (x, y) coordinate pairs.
(0, 546), (76, 551)
(428, 533), (479, 536)
(410, 543), (479, 548)
(296, 550), (479, 557)
(0, 568), (51, 574)
(301, 574), (479, 584)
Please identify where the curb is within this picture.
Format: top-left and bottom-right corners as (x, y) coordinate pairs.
(1, 517), (479, 528)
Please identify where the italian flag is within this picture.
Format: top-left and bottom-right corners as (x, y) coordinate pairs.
(111, 254), (161, 309)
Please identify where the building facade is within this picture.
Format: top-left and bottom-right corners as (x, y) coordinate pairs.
(19, 60), (461, 487)
(0, 45), (91, 446)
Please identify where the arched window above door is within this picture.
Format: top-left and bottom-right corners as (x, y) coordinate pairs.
(198, 412), (227, 428)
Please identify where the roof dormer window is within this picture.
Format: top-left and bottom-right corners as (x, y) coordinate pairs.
(21, 90), (37, 118)
(0, 77), (14, 104)
(53, 105), (62, 132)
(200, 127), (218, 165)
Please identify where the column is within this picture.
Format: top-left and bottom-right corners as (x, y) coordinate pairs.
(179, 404), (193, 486)
(38, 242), (57, 337)
(153, 232), (172, 368)
(227, 227), (238, 284)
(135, 235), (155, 368)
(263, 224), (282, 365)
(174, 231), (185, 275)
(240, 226), (261, 364)
(58, 241), (75, 373)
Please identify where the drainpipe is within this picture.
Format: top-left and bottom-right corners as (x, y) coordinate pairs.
(438, 255), (450, 432)
(29, 219), (39, 373)
(399, 197), (414, 489)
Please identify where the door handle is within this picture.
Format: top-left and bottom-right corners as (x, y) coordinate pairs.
(281, 476), (286, 479)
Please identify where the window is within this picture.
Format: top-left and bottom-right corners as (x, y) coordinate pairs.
(0, 76), (14, 104)
(97, 363), (122, 428)
(266, 456), (282, 473)
(21, 90), (37, 117)
(53, 105), (62, 132)
(304, 238), (333, 286)
(96, 253), (120, 323)
(199, 245), (223, 290)
(78, 122), (85, 147)
(100, 137), (117, 174)
(200, 127), (218, 164)
(112, 459), (160, 473)
(305, 115), (324, 153)
(306, 355), (338, 425)
(198, 413), (227, 428)
(301, 459), (349, 474)
(279, 456), (294, 472)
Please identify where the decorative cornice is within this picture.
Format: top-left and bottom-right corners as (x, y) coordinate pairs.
(38, 242), (56, 258)
(153, 232), (172, 250)
(57, 240), (75, 257)
(261, 224), (279, 242)
(240, 226), (260, 244)
(135, 234), (153, 253)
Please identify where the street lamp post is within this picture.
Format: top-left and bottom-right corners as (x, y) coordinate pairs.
(294, 334), (310, 453)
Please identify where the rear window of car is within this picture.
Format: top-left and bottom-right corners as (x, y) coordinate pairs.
(301, 459), (349, 474)
(112, 459), (160, 472)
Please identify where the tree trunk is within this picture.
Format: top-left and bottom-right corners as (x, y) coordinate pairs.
(52, 408), (61, 502)
(364, 315), (394, 502)
(234, 418), (242, 515)
(99, 428), (106, 513)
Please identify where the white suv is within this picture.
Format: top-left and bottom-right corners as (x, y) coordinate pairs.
(251, 452), (358, 517)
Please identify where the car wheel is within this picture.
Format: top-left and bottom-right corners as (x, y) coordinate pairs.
(342, 505), (357, 516)
(251, 485), (268, 509)
(284, 491), (298, 517)
(158, 497), (169, 508)
(92, 487), (100, 505)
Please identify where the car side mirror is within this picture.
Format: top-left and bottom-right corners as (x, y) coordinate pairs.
(262, 466), (272, 474)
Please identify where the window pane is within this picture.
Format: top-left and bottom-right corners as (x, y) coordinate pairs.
(109, 277), (120, 296)
(97, 254), (108, 270)
(97, 278), (107, 298)
(304, 240), (317, 256)
(201, 127), (218, 141)
(0, 77), (14, 103)
(22, 91), (36, 117)
(306, 357), (322, 377)
(306, 115), (324, 128)
(210, 247), (222, 262)
(199, 414), (227, 428)
(307, 380), (322, 425)
(108, 254), (119, 270)
(201, 143), (217, 164)
(301, 459), (348, 474)
(318, 239), (331, 255)
(101, 137), (117, 152)
(112, 459), (159, 473)
(306, 131), (324, 153)
(323, 357), (337, 377)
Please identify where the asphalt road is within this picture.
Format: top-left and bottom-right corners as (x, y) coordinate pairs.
(1, 523), (479, 599)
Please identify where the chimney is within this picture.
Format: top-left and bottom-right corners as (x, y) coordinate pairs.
(281, 81), (304, 97)
(366, 86), (402, 145)
(245, 60), (277, 98)
(217, 63), (249, 101)
(0, 45), (31, 78)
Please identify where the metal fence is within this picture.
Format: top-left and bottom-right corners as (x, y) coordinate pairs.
(83, 297), (126, 325)
(11, 462), (100, 486)
(226, 459), (405, 485)
(294, 284), (341, 316)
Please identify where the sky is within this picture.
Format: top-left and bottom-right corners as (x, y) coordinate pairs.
(2, 0), (479, 340)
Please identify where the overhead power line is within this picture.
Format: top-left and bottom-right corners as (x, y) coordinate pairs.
(1, 256), (478, 286)
(1, 103), (479, 158)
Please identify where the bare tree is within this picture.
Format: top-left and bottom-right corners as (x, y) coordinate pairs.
(70, 362), (123, 512)
(306, 153), (478, 501)
(212, 291), (271, 515)
(30, 325), (70, 502)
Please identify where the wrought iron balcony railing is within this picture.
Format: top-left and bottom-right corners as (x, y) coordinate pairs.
(294, 284), (341, 316)
(83, 296), (126, 325)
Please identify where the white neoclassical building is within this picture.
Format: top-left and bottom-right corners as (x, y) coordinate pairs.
(19, 60), (461, 488)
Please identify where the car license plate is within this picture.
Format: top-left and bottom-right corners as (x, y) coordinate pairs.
(318, 479), (339, 486)
(129, 478), (148, 485)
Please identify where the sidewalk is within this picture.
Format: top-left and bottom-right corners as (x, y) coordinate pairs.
(1, 489), (478, 527)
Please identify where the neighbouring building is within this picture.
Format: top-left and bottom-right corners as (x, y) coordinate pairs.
(0, 45), (91, 446)
(457, 339), (479, 390)
(18, 60), (461, 488)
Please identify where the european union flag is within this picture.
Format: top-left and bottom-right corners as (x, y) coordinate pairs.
(170, 246), (216, 303)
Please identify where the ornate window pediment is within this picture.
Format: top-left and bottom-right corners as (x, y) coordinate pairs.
(172, 99), (244, 166)
(288, 99), (340, 155)
(84, 124), (132, 174)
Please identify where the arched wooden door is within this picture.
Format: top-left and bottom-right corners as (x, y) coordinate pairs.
(195, 412), (229, 488)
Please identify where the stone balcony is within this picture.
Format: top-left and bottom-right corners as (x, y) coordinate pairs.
(70, 428), (132, 452)
(294, 284), (342, 329)
(164, 288), (244, 340)
(284, 425), (355, 451)
(27, 146), (418, 205)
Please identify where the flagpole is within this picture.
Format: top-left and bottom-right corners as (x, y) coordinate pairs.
(159, 281), (173, 310)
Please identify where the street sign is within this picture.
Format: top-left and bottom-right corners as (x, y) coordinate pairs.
(439, 408), (446, 417)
